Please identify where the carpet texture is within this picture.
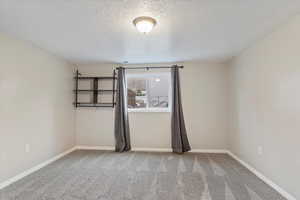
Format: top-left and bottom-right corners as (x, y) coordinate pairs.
(0, 150), (286, 200)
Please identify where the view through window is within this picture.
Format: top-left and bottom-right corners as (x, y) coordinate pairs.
(126, 72), (171, 111)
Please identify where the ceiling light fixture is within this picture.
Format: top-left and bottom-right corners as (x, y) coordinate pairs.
(133, 16), (157, 34)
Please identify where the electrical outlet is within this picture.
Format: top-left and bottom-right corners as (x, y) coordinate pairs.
(257, 146), (263, 155)
(25, 144), (30, 153)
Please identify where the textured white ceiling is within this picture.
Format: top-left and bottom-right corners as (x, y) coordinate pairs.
(0, 0), (300, 64)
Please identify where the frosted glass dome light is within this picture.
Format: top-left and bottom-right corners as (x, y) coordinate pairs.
(133, 16), (157, 34)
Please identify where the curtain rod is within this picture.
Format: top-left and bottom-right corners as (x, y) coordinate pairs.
(116, 65), (184, 70)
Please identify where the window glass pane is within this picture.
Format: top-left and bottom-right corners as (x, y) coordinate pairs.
(127, 77), (147, 108)
(148, 74), (169, 108)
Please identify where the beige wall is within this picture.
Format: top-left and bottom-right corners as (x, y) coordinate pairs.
(229, 15), (300, 199)
(0, 33), (75, 183)
(75, 62), (230, 150)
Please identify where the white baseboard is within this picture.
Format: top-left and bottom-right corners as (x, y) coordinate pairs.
(0, 147), (76, 190)
(191, 149), (228, 153)
(227, 151), (296, 200)
(76, 145), (115, 151)
(134, 147), (172, 152)
(76, 146), (228, 153)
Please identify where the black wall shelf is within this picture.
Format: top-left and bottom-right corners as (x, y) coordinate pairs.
(74, 70), (116, 108)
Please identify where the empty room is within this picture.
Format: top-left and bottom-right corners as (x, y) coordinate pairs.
(0, 0), (299, 200)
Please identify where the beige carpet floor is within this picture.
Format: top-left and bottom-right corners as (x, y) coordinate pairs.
(0, 150), (286, 200)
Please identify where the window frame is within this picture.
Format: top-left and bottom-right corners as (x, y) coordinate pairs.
(126, 72), (172, 113)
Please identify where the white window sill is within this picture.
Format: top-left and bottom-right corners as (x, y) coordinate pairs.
(128, 108), (170, 113)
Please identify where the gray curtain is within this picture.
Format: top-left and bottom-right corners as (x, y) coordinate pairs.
(171, 65), (191, 153)
(114, 67), (131, 152)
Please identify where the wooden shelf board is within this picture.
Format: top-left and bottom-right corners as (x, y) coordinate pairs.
(75, 76), (116, 80)
(74, 89), (116, 92)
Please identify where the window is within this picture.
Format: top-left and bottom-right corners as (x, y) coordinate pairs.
(126, 72), (171, 112)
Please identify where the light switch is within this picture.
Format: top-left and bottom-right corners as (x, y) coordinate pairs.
(25, 144), (30, 153)
(1, 152), (7, 161)
(258, 146), (263, 155)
